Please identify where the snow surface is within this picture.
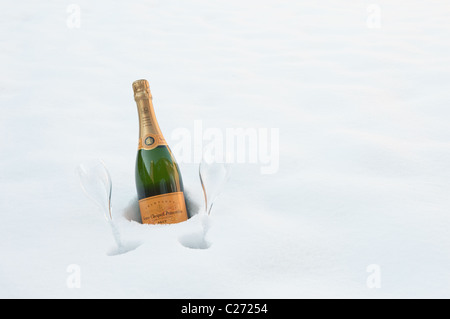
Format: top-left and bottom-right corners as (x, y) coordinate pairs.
(1, 0), (450, 298)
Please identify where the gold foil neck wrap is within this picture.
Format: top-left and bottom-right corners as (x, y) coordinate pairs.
(133, 79), (152, 100)
(134, 79), (166, 150)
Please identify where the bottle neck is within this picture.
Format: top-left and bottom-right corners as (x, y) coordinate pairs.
(135, 97), (167, 150)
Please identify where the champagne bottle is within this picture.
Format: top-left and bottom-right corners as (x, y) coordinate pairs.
(133, 79), (188, 225)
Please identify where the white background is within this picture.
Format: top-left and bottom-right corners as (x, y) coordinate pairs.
(1, 0), (450, 298)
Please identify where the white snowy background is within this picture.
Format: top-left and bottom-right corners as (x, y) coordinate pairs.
(1, 0), (450, 298)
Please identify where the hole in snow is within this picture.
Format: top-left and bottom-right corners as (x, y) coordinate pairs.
(178, 232), (212, 250)
(107, 241), (142, 256)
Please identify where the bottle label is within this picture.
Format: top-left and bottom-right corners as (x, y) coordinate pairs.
(138, 133), (167, 151)
(139, 192), (188, 225)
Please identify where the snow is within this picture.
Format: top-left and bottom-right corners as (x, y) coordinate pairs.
(1, 0), (450, 298)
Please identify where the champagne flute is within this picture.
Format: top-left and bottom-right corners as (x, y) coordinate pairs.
(178, 156), (232, 249)
(196, 156), (232, 247)
(76, 159), (124, 254)
(199, 160), (232, 217)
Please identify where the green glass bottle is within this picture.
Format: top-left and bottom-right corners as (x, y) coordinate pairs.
(133, 79), (188, 225)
